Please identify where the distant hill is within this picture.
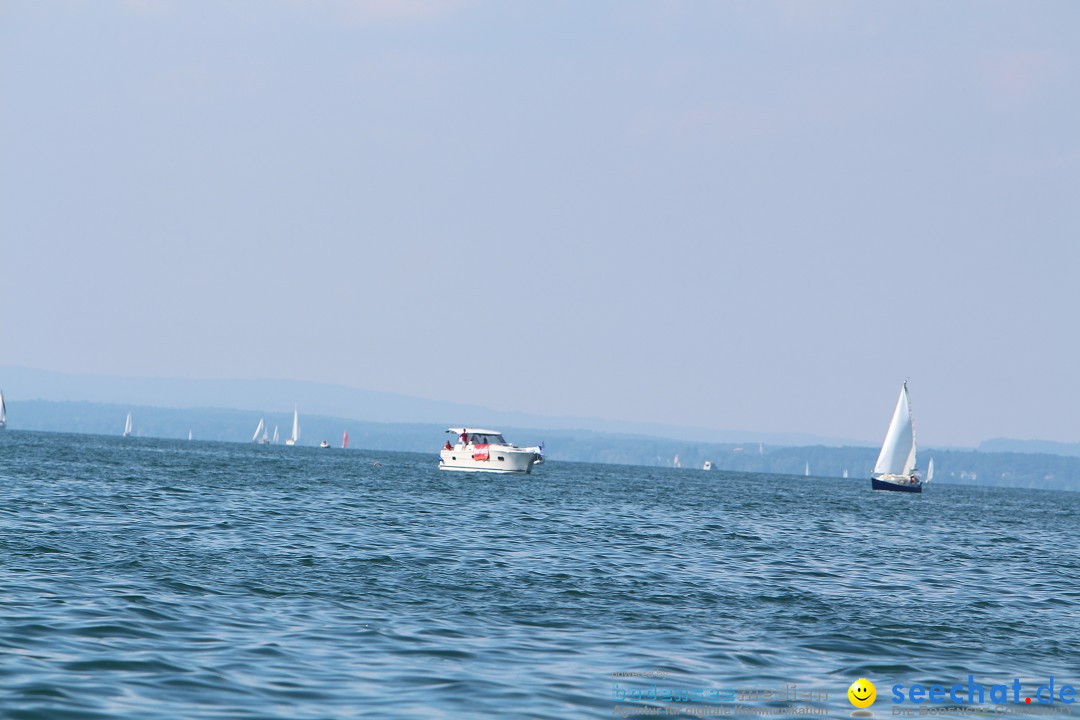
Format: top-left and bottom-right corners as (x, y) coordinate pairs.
(6, 400), (1080, 492)
(980, 438), (1080, 458)
(0, 365), (865, 447)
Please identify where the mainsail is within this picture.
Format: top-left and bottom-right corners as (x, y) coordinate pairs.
(873, 382), (916, 477)
(287, 407), (300, 445)
(0, 388), (6, 429)
(252, 418), (266, 443)
(124, 411), (133, 438)
(342, 431), (349, 449)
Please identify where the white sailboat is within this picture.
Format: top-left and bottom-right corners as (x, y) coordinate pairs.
(804, 461), (810, 477)
(123, 411), (133, 438)
(272, 425), (280, 444)
(252, 417), (269, 444)
(927, 457), (935, 484)
(871, 381), (924, 493)
(0, 388), (6, 429)
(188, 429), (193, 441)
(285, 407), (300, 446)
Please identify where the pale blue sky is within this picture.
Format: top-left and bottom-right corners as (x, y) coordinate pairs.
(2, 1), (1078, 446)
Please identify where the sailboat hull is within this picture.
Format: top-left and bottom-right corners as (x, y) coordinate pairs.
(871, 477), (923, 493)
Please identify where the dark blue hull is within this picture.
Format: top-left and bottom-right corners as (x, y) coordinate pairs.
(871, 477), (923, 493)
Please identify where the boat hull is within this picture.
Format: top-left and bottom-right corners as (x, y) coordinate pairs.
(439, 448), (538, 474)
(871, 477), (923, 493)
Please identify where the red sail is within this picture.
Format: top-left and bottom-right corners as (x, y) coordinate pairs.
(342, 431), (349, 449)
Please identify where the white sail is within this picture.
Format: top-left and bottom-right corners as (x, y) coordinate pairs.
(287, 407), (300, 445)
(272, 426), (279, 444)
(805, 461), (810, 477)
(252, 417), (266, 443)
(124, 411), (133, 437)
(188, 429), (193, 441)
(0, 388), (6, 429)
(873, 382), (916, 477)
(927, 457), (935, 484)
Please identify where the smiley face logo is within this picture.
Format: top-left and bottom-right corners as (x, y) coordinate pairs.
(848, 678), (876, 708)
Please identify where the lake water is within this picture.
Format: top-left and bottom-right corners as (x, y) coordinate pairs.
(2, 431), (1078, 718)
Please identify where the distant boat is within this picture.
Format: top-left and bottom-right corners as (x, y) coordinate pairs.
(804, 461), (810, 477)
(927, 457), (935, 484)
(703, 460), (712, 471)
(319, 440), (330, 449)
(188, 429), (193, 441)
(673, 454), (680, 469)
(272, 425), (279, 444)
(342, 431), (349, 449)
(871, 381), (924, 493)
(842, 469), (849, 478)
(123, 411), (133, 438)
(0, 388), (6, 429)
(285, 407), (300, 446)
(252, 418), (269, 444)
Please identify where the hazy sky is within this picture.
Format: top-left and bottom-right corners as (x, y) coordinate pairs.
(2, 1), (1078, 447)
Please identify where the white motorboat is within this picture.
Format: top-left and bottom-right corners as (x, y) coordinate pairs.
(703, 460), (712, 471)
(319, 440), (330, 448)
(439, 428), (543, 474)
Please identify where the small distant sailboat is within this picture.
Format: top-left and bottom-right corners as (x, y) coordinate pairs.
(188, 429), (193, 441)
(285, 407), (300, 446)
(842, 469), (849, 478)
(252, 417), (269, 444)
(0, 388), (7, 429)
(673, 454), (680, 469)
(871, 381), (924, 493)
(927, 457), (935, 484)
(342, 431), (349, 449)
(123, 411), (133, 438)
(804, 461), (810, 477)
(272, 425), (280, 444)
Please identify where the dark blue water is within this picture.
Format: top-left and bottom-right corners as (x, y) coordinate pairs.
(2, 431), (1078, 719)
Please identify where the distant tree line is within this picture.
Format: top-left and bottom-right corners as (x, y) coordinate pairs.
(7, 400), (1080, 491)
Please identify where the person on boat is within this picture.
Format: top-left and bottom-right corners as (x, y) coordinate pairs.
(460, 430), (468, 445)
(444, 441), (452, 450)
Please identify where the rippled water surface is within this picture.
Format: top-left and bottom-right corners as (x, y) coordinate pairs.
(2, 431), (1078, 718)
